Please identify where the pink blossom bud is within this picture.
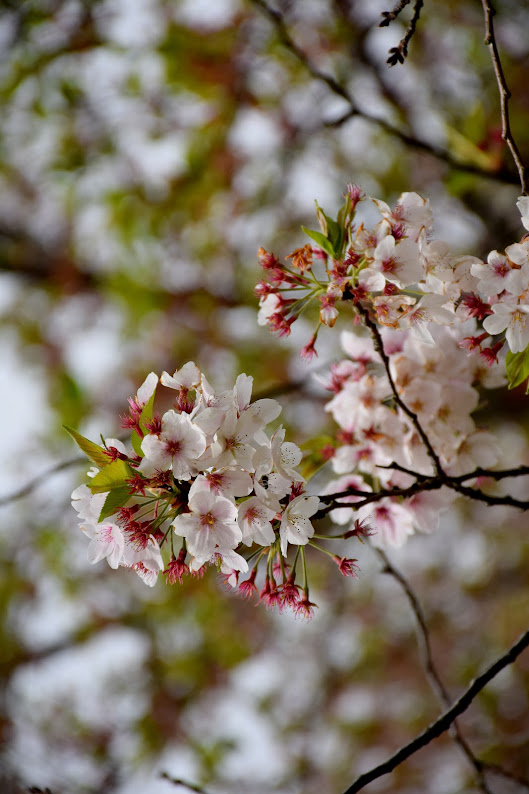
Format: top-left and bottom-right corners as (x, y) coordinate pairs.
(238, 568), (258, 600)
(294, 592), (317, 620)
(480, 339), (504, 366)
(300, 332), (318, 361)
(164, 548), (189, 584)
(333, 555), (360, 577)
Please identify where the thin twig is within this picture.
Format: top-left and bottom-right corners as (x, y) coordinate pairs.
(448, 481), (529, 510)
(160, 772), (212, 794)
(450, 465), (529, 483)
(481, 0), (529, 195)
(376, 550), (455, 705)
(357, 303), (445, 476)
(380, 0), (412, 26)
(0, 455), (86, 509)
(386, 0), (424, 67)
(341, 625), (529, 793)
(249, 0), (519, 186)
(375, 549), (520, 794)
(482, 761), (529, 790)
(376, 461), (429, 479)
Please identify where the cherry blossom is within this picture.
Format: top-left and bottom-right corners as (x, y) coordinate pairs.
(238, 496), (277, 546)
(483, 302), (529, 353)
(172, 491), (241, 563)
(279, 495), (320, 556)
(140, 411), (206, 479)
(81, 520), (125, 569)
(517, 196), (529, 231)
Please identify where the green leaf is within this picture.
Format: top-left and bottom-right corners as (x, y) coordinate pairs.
(131, 384), (158, 457)
(506, 348), (529, 390)
(301, 227), (336, 258)
(98, 486), (131, 522)
(63, 425), (109, 467)
(89, 459), (134, 493)
(315, 202), (345, 259)
(139, 388), (156, 434)
(299, 434), (335, 480)
(131, 430), (144, 457)
(326, 216), (343, 257)
(315, 204), (328, 235)
(337, 194), (351, 230)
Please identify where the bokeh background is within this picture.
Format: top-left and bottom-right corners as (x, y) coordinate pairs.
(1, 1), (529, 792)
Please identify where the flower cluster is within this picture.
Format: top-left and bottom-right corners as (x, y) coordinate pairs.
(255, 184), (529, 551)
(69, 363), (365, 615)
(256, 185), (529, 369)
(320, 324), (503, 547)
(70, 186), (529, 615)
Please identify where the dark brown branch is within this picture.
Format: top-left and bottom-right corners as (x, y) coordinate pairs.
(249, 0), (519, 186)
(448, 481), (529, 510)
(316, 479), (443, 519)
(445, 465), (529, 483)
(341, 625), (529, 794)
(160, 772), (211, 794)
(379, 461), (529, 485)
(318, 472), (529, 517)
(376, 461), (428, 479)
(481, 0), (529, 195)
(376, 549), (510, 794)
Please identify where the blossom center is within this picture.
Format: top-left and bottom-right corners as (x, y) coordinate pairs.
(494, 262), (509, 277)
(165, 439), (182, 456)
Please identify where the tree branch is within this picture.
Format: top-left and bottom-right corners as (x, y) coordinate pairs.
(0, 456), (86, 509)
(159, 772), (212, 794)
(357, 303), (445, 477)
(380, 0), (413, 26)
(451, 465), (529, 483)
(341, 625), (529, 793)
(376, 549), (529, 793)
(384, 0), (424, 67)
(318, 471), (529, 516)
(316, 478), (443, 519)
(250, 0), (520, 186)
(448, 481), (529, 510)
(481, 0), (529, 195)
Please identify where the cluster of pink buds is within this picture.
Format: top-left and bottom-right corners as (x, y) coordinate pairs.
(69, 363), (371, 616)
